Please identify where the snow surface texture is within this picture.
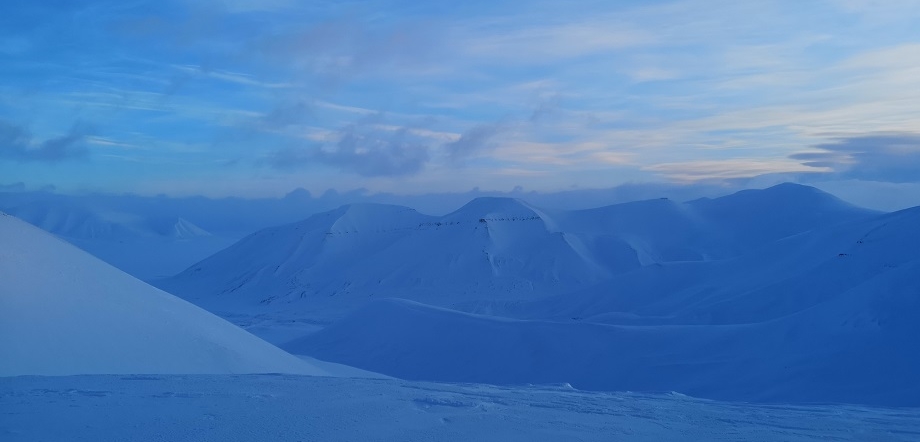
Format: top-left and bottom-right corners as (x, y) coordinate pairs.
(3, 375), (918, 442)
(0, 212), (326, 376)
(159, 183), (876, 321)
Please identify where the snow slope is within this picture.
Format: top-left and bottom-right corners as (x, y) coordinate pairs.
(4, 375), (917, 442)
(288, 206), (920, 405)
(158, 199), (611, 318)
(160, 184), (874, 321)
(687, 182), (871, 252)
(0, 212), (327, 376)
(290, 274), (920, 406)
(499, 204), (920, 326)
(65, 235), (239, 281)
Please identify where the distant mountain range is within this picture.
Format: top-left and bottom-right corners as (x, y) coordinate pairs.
(289, 203), (920, 405)
(155, 182), (920, 405)
(6, 182), (917, 406)
(0, 195), (239, 280)
(3, 200), (213, 240)
(157, 183), (878, 321)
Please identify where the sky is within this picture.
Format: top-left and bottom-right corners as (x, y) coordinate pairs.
(1, 0), (920, 208)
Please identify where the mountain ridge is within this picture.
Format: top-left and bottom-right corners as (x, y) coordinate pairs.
(158, 183), (877, 321)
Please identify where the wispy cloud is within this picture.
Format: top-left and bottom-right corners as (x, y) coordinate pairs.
(459, 21), (655, 62)
(264, 114), (431, 177)
(0, 120), (93, 163)
(3, 0), (920, 200)
(791, 132), (920, 183)
(256, 100), (315, 130)
(0, 181), (26, 192)
(173, 65), (293, 89)
(444, 122), (507, 162)
(644, 158), (825, 182)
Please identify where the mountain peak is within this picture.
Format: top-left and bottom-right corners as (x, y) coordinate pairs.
(444, 197), (545, 222)
(693, 182), (871, 212)
(685, 182), (878, 249)
(325, 203), (434, 233)
(760, 182), (831, 198)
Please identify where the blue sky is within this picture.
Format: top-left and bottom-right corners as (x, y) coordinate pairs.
(2, 0), (920, 203)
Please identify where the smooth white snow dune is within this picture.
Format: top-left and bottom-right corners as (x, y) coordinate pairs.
(0, 212), (328, 376)
(160, 183), (874, 322)
(4, 375), (918, 442)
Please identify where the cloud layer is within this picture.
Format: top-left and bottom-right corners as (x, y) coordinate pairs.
(265, 116), (430, 177)
(792, 133), (920, 183)
(2, 0), (920, 199)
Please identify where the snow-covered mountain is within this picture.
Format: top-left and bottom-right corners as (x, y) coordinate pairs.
(499, 202), (917, 326)
(3, 201), (135, 240)
(686, 182), (873, 253)
(140, 182), (920, 405)
(2, 200), (212, 240)
(0, 198), (239, 280)
(0, 212), (327, 376)
(285, 205), (920, 406)
(158, 199), (612, 318)
(4, 182), (915, 407)
(159, 183), (876, 321)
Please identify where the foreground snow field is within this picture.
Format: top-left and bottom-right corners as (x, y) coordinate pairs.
(3, 375), (918, 442)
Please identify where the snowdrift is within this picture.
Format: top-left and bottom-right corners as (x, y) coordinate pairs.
(0, 212), (327, 376)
